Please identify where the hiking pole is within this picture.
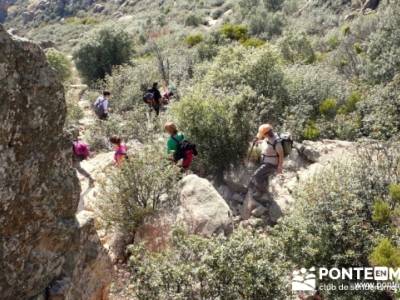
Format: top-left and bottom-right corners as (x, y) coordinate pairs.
(247, 139), (257, 163)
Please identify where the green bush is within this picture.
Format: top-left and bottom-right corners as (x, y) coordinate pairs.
(280, 32), (315, 64)
(339, 91), (362, 114)
(319, 98), (337, 118)
(185, 14), (203, 27)
(95, 146), (179, 232)
(283, 64), (349, 139)
(73, 27), (134, 84)
(240, 37), (266, 48)
(102, 60), (159, 113)
(389, 184), (400, 203)
(46, 48), (72, 83)
(364, 3), (400, 84)
(128, 228), (288, 300)
(370, 238), (400, 268)
(171, 91), (251, 180)
(249, 12), (284, 39)
(372, 199), (391, 224)
(302, 122), (320, 140)
(359, 79), (400, 140)
(185, 34), (204, 47)
(197, 45), (287, 127)
(220, 23), (248, 41)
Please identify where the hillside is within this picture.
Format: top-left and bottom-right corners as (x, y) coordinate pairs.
(2, 0), (400, 299)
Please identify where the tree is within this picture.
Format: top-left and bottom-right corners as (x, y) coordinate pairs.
(73, 27), (134, 83)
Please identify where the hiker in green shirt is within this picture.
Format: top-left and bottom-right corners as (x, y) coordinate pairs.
(164, 122), (194, 170)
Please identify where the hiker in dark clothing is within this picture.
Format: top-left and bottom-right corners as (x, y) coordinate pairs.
(148, 82), (162, 116)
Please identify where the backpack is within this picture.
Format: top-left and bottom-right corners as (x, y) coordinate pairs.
(268, 133), (293, 158)
(171, 136), (198, 161)
(143, 91), (154, 104)
(73, 141), (90, 160)
(94, 98), (106, 117)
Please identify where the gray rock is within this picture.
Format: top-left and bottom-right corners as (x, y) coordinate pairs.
(178, 175), (233, 236)
(0, 25), (111, 300)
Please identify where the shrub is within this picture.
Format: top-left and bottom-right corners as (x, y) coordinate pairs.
(370, 238), (400, 268)
(185, 34), (204, 47)
(220, 23), (248, 41)
(185, 14), (202, 27)
(389, 184), (400, 203)
(319, 98), (337, 118)
(280, 32), (315, 64)
(283, 65), (349, 139)
(241, 37), (266, 48)
(359, 79), (400, 140)
(65, 100), (84, 128)
(193, 46), (287, 127)
(85, 107), (155, 151)
(128, 228), (289, 300)
(46, 48), (72, 83)
(102, 60), (159, 113)
(372, 199), (391, 224)
(339, 91), (362, 114)
(211, 8), (224, 20)
(171, 91), (251, 180)
(364, 3), (400, 84)
(95, 146), (179, 232)
(302, 122), (320, 140)
(73, 27), (134, 84)
(249, 12), (284, 39)
(263, 0), (284, 11)
(273, 147), (400, 299)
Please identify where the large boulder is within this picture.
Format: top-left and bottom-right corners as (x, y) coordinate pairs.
(178, 175), (233, 236)
(0, 25), (111, 299)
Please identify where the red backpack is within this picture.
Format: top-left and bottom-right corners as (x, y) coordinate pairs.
(73, 141), (90, 160)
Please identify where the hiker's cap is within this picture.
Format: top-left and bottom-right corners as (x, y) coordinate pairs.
(257, 124), (273, 139)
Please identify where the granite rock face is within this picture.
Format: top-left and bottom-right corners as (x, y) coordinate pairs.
(0, 25), (111, 300)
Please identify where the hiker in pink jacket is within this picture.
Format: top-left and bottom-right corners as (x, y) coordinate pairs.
(109, 136), (128, 167)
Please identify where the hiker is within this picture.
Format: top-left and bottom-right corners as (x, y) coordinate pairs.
(109, 136), (128, 166)
(162, 90), (174, 104)
(72, 130), (94, 187)
(250, 124), (284, 197)
(93, 91), (111, 120)
(148, 82), (162, 116)
(164, 122), (195, 171)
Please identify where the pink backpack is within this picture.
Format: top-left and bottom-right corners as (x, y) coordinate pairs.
(73, 141), (90, 160)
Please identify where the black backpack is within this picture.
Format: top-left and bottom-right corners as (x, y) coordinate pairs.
(143, 91), (154, 104)
(268, 133), (293, 158)
(171, 136), (198, 161)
